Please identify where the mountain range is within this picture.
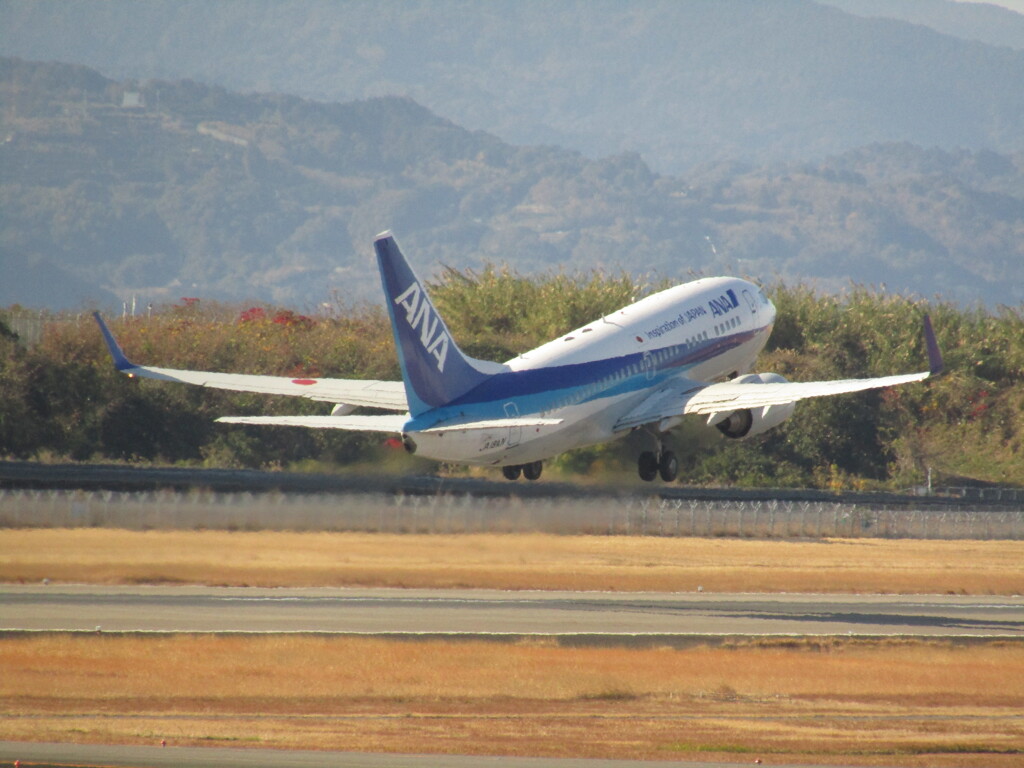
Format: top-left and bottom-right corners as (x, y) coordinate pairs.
(2, 57), (1022, 311)
(3, 0), (1023, 173)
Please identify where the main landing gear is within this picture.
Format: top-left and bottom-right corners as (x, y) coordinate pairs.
(502, 461), (543, 481)
(638, 448), (678, 483)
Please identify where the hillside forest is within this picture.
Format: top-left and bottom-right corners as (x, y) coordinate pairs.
(4, 0), (1024, 172)
(2, 58), (1024, 311)
(2, 272), (1021, 490)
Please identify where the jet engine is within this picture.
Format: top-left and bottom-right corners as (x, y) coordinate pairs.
(713, 373), (796, 439)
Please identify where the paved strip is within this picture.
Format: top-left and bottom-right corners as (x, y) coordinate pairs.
(0, 741), (755, 768)
(2, 585), (1021, 638)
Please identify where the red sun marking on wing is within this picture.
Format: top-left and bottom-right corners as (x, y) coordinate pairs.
(291, 379), (318, 386)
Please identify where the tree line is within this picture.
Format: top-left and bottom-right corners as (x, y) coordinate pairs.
(2, 270), (1021, 489)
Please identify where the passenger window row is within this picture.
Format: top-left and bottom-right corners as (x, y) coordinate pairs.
(714, 315), (742, 336)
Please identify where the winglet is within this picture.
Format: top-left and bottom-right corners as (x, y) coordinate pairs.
(923, 314), (944, 376)
(92, 312), (135, 371)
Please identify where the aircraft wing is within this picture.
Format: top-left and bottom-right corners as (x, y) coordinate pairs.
(616, 315), (943, 431)
(687, 370), (930, 414)
(94, 313), (409, 411)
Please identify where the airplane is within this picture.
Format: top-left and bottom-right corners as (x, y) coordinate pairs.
(95, 230), (944, 483)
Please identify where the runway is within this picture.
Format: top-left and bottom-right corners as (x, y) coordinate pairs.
(4, 588), (1021, 768)
(2, 585), (1021, 639)
(0, 741), (764, 768)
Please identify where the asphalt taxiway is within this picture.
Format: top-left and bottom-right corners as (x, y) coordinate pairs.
(2, 585), (1021, 639)
(4, 587), (1020, 768)
(0, 741), (772, 768)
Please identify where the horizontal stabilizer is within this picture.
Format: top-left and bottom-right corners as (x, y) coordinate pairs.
(420, 417), (563, 434)
(217, 414), (561, 434)
(216, 414), (409, 432)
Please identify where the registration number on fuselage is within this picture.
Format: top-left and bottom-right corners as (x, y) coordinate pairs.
(481, 435), (507, 452)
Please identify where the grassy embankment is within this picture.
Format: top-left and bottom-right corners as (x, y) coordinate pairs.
(1, 634), (1022, 765)
(1, 529), (1022, 593)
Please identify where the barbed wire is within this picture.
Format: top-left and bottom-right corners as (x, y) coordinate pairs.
(1, 488), (1020, 539)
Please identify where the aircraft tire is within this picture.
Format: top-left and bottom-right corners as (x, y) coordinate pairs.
(638, 451), (659, 482)
(523, 460), (543, 481)
(502, 465), (522, 481)
(659, 450), (679, 483)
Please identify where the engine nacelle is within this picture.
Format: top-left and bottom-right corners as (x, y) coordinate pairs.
(713, 373), (796, 439)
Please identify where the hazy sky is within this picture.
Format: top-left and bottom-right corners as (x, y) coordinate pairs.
(959, 0), (1024, 13)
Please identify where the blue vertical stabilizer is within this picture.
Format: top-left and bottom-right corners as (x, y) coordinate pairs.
(374, 231), (502, 416)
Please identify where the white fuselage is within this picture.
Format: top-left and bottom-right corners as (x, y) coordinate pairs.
(405, 277), (776, 465)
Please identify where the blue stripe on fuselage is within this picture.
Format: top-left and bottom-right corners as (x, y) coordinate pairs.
(403, 325), (766, 431)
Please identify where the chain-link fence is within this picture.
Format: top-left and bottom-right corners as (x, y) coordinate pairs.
(3, 311), (50, 347)
(934, 486), (1024, 504)
(1, 488), (1021, 539)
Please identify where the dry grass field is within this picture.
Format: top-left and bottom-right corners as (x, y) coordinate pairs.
(1, 529), (1023, 593)
(3, 530), (1022, 764)
(1, 634), (1022, 765)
